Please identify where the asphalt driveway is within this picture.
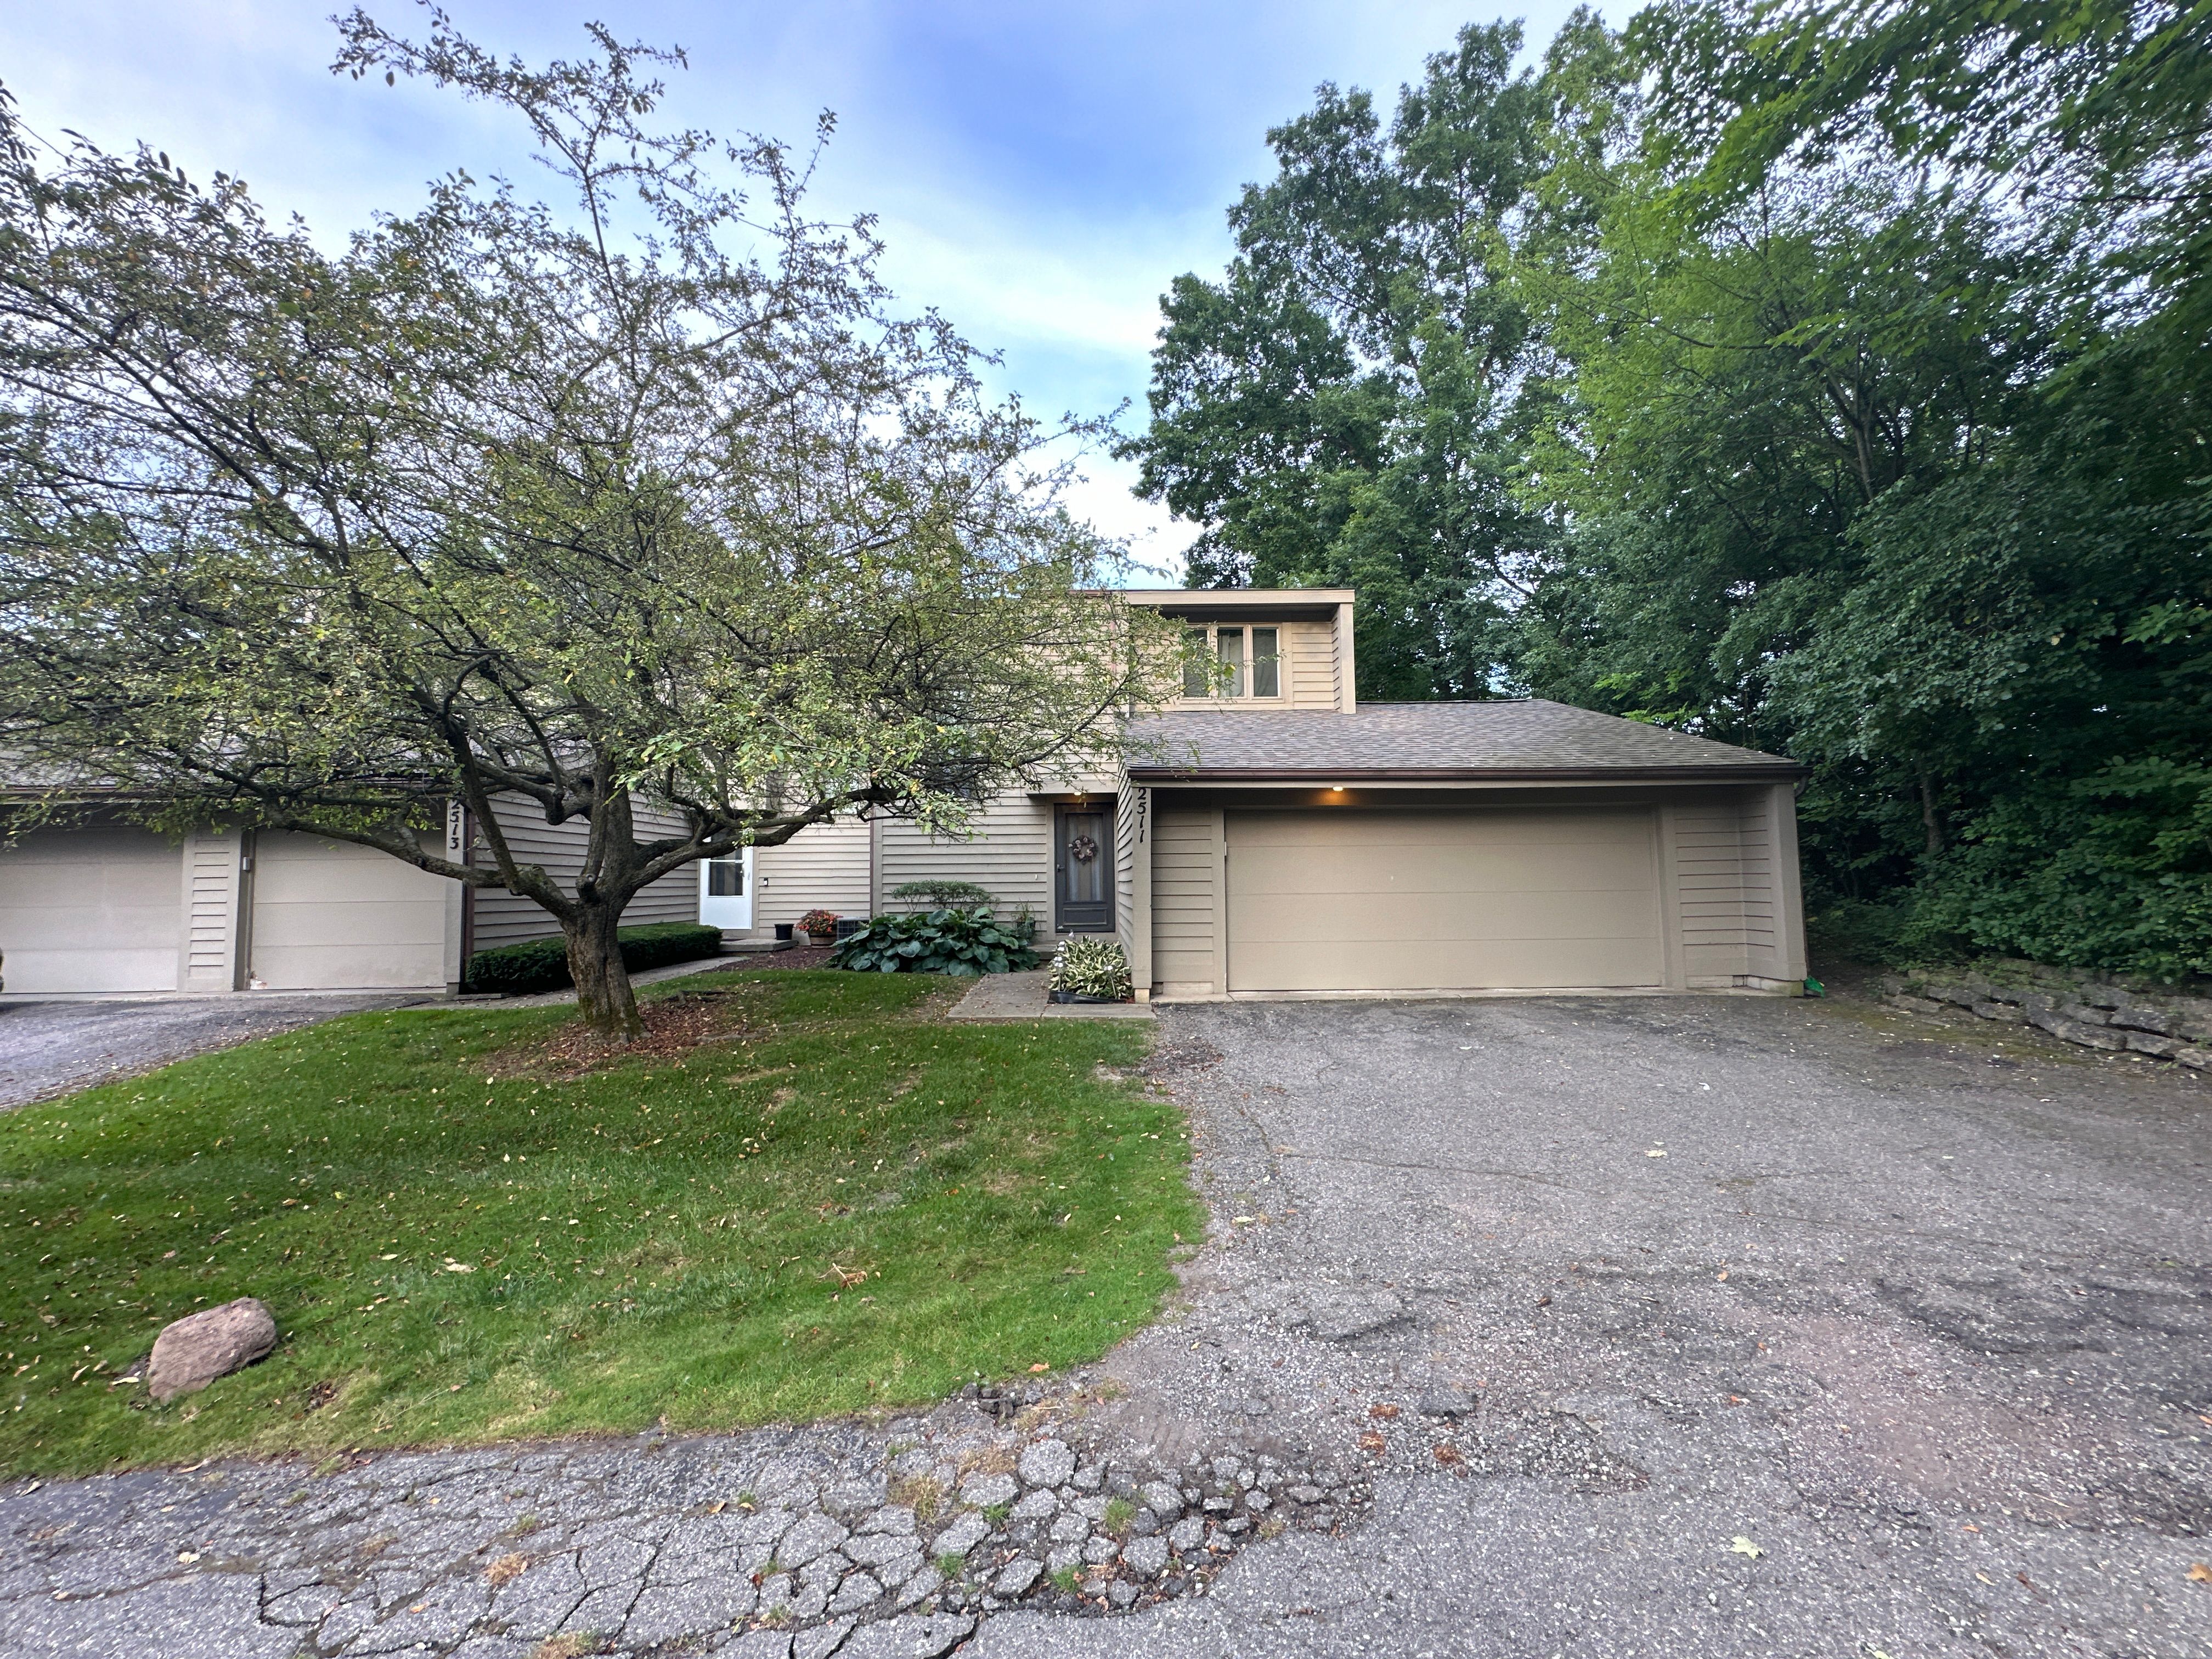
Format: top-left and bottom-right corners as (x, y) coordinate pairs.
(3, 990), (2207, 1658)
(981, 992), (2212, 1658)
(0, 993), (425, 1109)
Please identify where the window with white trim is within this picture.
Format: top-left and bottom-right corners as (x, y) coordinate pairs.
(1181, 624), (1283, 699)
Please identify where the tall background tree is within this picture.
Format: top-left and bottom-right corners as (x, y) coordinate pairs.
(1131, 0), (2210, 978)
(1118, 21), (1555, 698)
(0, 14), (1176, 1039)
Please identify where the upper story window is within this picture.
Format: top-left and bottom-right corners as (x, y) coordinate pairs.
(1182, 624), (1281, 699)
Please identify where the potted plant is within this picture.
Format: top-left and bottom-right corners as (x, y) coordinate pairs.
(798, 909), (840, 946)
(1049, 938), (1133, 1003)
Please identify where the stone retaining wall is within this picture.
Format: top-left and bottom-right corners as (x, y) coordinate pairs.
(1876, 963), (2212, 1071)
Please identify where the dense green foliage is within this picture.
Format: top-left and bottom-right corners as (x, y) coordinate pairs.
(1131, 2), (2211, 978)
(890, 879), (1000, 908)
(1049, 938), (1134, 1001)
(0, 971), (1198, 1474)
(831, 909), (1042, 976)
(464, 923), (725, 996)
(0, 18), (1179, 1041)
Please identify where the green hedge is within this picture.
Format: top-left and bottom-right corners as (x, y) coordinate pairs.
(465, 921), (724, 995)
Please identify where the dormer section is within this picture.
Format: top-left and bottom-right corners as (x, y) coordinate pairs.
(1124, 587), (1356, 713)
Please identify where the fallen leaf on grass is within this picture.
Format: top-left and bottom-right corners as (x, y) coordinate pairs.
(1029, 1363), (1051, 1373)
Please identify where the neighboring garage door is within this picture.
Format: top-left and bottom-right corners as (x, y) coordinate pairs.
(1226, 807), (1665, 994)
(248, 833), (447, 990)
(0, 828), (182, 995)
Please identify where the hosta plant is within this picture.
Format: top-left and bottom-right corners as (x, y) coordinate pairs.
(830, 908), (1040, 977)
(1050, 938), (1132, 1001)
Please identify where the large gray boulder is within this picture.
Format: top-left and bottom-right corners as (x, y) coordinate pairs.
(148, 1297), (276, 1402)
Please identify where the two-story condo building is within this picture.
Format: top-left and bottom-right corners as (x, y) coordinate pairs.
(735, 586), (1809, 1002)
(0, 586), (1805, 1001)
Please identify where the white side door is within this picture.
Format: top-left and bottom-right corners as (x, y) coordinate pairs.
(698, 849), (754, 932)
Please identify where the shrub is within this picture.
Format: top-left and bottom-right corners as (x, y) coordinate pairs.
(890, 879), (996, 908)
(465, 922), (723, 995)
(830, 907), (1039, 977)
(1049, 937), (1131, 1001)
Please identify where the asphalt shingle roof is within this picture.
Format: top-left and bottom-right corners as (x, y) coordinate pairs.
(1124, 700), (1798, 780)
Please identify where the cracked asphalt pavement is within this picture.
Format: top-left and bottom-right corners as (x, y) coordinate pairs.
(5, 991), (2210, 1657)
(986, 994), (2212, 1658)
(0, 995), (422, 1110)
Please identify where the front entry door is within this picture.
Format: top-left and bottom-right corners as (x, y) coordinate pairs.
(1054, 806), (1113, 933)
(698, 848), (754, 932)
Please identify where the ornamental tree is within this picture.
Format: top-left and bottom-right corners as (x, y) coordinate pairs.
(0, 14), (1177, 1039)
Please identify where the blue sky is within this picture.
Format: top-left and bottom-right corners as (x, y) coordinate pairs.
(1, 1), (1589, 574)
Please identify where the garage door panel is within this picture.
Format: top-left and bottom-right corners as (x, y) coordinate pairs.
(0, 829), (180, 993)
(251, 897), (446, 949)
(250, 833), (447, 990)
(1226, 808), (1663, 994)
(1232, 935), (1665, 994)
(1230, 809), (1645, 849)
(1234, 887), (1660, 946)
(1234, 844), (1660, 899)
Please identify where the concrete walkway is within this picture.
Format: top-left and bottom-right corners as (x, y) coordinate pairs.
(949, 968), (1153, 1021)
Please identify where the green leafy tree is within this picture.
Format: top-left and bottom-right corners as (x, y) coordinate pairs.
(1121, 22), (1555, 698)
(0, 16), (1176, 1039)
(1142, 2), (2210, 974)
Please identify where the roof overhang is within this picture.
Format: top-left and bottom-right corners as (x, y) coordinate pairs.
(1120, 588), (1353, 624)
(1126, 765), (1804, 787)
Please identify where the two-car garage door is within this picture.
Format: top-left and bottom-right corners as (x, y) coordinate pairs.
(0, 828), (449, 995)
(1225, 807), (1665, 994)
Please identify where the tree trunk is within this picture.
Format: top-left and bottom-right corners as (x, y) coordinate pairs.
(1918, 771), (1945, 856)
(563, 901), (643, 1042)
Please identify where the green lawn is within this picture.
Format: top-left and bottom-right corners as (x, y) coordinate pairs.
(0, 970), (1199, 1476)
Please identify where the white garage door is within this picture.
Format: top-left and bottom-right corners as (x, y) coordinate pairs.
(249, 833), (448, 990)
(0, 828), (182, 994)
(1226, 807), (1665, 994)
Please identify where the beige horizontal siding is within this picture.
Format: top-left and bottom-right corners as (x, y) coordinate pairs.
(470, 794), (698, 951)
(1671, 795), (1754, 984)
(753, 816), (872, 930)
(879, 793), (1052, 921)
(1150, 805), (1220, 994)
(1739, 793), (1779, 967)
(183, 830), (241, 990)
(1286, 618), (1338, 709)
(1114, 785), (1139, 945)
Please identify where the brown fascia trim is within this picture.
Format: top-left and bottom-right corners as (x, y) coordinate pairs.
(1125, 764), (1805, 785)
(1119, 587), (1354, 624)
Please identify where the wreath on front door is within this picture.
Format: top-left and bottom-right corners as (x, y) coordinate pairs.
(1067, 833), (1100, 864)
